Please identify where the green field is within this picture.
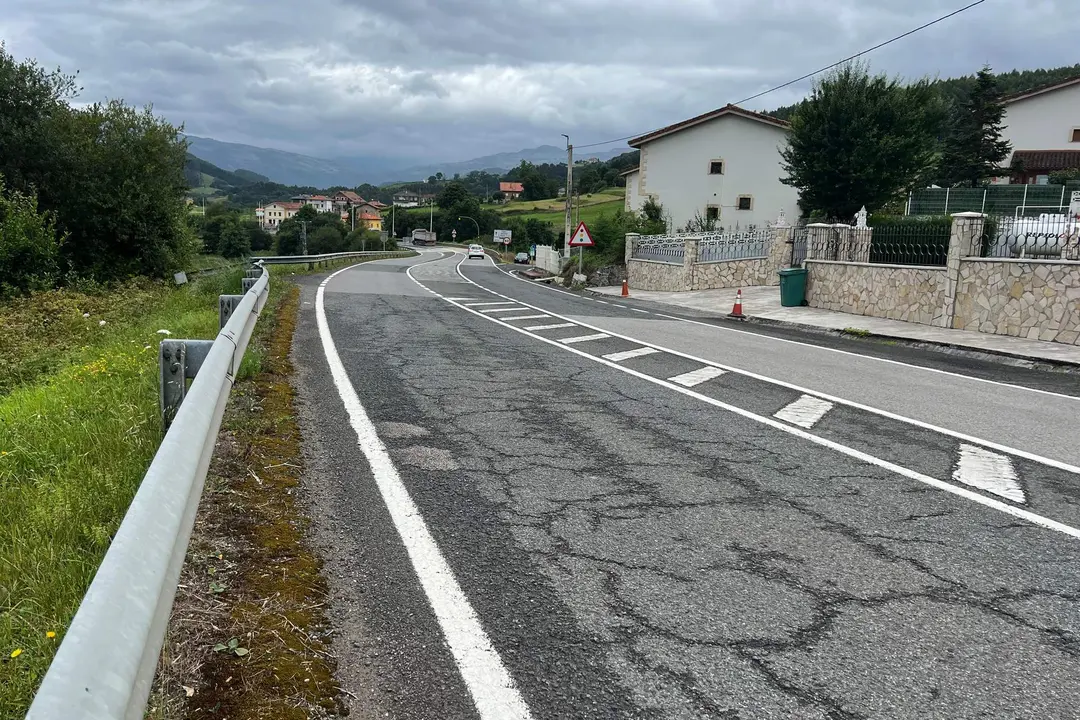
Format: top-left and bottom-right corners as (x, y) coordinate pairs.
(497, 187), (626, 226)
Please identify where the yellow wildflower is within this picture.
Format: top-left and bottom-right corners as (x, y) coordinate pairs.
(10, 648), (22, 658)
(46, 631), (56, 639)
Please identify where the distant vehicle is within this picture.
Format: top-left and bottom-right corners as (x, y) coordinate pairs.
(411, 229), (437, 246)
(468, 244), (485, 259)
(514, 252), (530, 264)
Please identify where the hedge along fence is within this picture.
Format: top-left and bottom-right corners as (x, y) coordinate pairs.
(868, 215), (952, 266)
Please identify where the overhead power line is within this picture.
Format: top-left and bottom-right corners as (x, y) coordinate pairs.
(573, 0), (988, 150)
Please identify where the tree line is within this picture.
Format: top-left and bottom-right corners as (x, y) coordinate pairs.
(780, 62), (1038, 220)
(0, 43), (194, 297)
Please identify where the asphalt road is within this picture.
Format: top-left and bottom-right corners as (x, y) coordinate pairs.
(291, 249), (1080, 720)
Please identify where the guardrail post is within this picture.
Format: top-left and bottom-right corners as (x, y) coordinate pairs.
(219, 294), (245, 328)
(244, 268), (261, 279)
(241, 276), (257, 292)
(159, 339), (214, 427)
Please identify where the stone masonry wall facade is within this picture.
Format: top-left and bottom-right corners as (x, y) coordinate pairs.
(692, 258), (774, 291)
(627, 259), (690, 292)
(952, 259), (1080, 345)
(806, 262), (950, 326)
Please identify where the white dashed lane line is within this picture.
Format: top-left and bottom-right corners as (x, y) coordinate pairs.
(503, 314), (551, 322)
(603, 347), (660, 362)
(525, 322), (577, 331)
(667, 366), (728, 387)
(774, 395), (835, 429)
(560, 333), (612, 345)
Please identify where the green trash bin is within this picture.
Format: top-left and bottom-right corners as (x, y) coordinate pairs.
(778, 267), (807, 307)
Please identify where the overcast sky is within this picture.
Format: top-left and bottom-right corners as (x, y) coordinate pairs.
(2, 0), (1074, 163)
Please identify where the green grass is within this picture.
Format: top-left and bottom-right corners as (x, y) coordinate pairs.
(498, 187), (624, 216)
(507, 198), (626, 226)
(0, 254), (411, 716)
(0, 270), (257, 716)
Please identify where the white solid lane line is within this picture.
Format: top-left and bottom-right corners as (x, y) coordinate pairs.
(318, 261), (534, 720)
(560, 333), (612, 344)
(480, 307), (522, 314)
(774, 395), (835, 429)
(466, 301), (517, 307)
(954, 444), (1025, 503)
(405, 253), (1080, 540)
(502, 314), (551, 322)
(603, 347), (660, 362)
(524, 322), (577, 331)
(668, 366), (727, 387)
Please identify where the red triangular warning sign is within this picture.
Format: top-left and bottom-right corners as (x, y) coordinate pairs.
(568, 221), (594, 247)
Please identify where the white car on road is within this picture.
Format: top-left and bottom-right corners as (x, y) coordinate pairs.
(467, 244), (485, 260)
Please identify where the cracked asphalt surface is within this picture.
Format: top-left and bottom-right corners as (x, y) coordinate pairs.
(291, 250), (1080, 719)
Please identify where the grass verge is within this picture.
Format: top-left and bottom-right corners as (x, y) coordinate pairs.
(148, 284), (342, 719)
(0, 254), (400, 716)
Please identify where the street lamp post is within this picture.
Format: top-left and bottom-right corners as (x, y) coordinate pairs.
(457, 215), (481, 241)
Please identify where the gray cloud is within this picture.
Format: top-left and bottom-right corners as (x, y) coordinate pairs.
(2, 0), (1076, 163)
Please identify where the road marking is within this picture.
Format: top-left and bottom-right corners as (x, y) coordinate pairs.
(668, 366), (727, 387)
(603, 347), (660, 362)
(774, 395), (835, 429)
(445, 297), (475, 301)
(466, 265), (1080, 477)
(560, 333), (611, 344)
(502, 314), (551, 322)
(954, 444), (1025, 503)
(480, 307), (522, 314)
(632, 308), (650, 314)
(465, 301), (517, 307)
(318, 262), (534, 720)
(397, 254), (1080, 540)
(524, 322), (577, 331)
(528, 285), (1080, 406)
(595, 300), (610, 305)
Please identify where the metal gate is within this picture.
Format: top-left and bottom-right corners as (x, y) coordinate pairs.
(789, 223), (809, 266)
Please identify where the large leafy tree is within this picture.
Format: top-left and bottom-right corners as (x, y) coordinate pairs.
(436, 181), (471, 209)
(937, 66), (1012, 187)
(780, 62), (944, 219)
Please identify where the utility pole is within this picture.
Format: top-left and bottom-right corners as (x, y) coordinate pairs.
(562, 135), (573, 259)
(429, 198), (434, 237)
(300, 220), (308, 255)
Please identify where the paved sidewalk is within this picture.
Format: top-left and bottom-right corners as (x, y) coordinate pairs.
(589, 284), (1080, 368)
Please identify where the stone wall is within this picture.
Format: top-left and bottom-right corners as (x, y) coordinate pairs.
(806, 261), (949, 326)
(627, 259), (690, 292)
(952, 259), (1080, 345)
(692, 258), (774, 291)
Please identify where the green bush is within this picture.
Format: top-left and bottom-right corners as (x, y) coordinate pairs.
(868, 214), (951, 265)
(0, 181), (64, 297)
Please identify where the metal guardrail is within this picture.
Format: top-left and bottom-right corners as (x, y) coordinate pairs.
(24, 264), (277, 719)
(259, 250), (408, 266)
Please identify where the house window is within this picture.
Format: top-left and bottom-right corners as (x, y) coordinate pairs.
(706, 206), (719, 221)
(709, 160), (724, 175)
(1072, 128), (1080, 143)
(736, 195), (753, 211)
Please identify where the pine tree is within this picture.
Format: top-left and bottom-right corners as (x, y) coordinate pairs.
(939, 66), (1012, 187)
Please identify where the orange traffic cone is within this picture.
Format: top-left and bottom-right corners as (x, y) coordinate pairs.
(728, 288), (746, 319)
(621, 279), (630, 297)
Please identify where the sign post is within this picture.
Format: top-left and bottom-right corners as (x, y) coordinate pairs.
(452, 229), (457, 242)
(494, 229), (512, 246)
(568, 221), (594, 277)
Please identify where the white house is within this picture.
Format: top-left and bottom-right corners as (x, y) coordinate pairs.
(625, 104), (799, 231)
(998, 75), (1080, 185)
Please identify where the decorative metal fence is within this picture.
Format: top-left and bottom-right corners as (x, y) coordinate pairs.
(907, 184), (1080, 216)
(980, 213), (1080, 259)
(697, 229), (771, 262)
(633, 236), (685, 264)
(790, 223), (809, 267)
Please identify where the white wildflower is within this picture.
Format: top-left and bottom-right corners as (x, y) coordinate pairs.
(157, 329), (171, 335)
(99, 320), (107, 326)
(82, 312), (90, 318)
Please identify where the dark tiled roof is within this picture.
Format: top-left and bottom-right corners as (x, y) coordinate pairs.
(1011, 150), (1080, 171)
(1003, 75), (1080, 104)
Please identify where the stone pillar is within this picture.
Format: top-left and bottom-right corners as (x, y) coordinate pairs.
(805, 224), (834, 261)
(683, 237), (699, 291)
(625, 232), (640, 265)
(943, 212), (986, 329)
(767, 225), (794, 279)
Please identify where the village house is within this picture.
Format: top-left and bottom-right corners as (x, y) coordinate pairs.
(393, 191), (422, 207)
(997, 75), (1080, 185)
(259, 201), (302, 230)
(623, 104), (799, 232)
(292, 194), (335, 213)
(499, 182), (524, 201)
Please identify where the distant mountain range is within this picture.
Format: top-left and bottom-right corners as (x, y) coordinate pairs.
(183, 135), (628, 188)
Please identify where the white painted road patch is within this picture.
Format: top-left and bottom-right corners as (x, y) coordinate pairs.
(465, 301), (517, 307)
(954, 444), (1026, 503)
(480, 307), (523, 314)
(668, 366), (728, 388)
(774, 395), (835, 429)
(525, 322), (577, 331)
(560, 333), (612, 345)
(502, 314), (551, 322)
(603, 347), (660, 362)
